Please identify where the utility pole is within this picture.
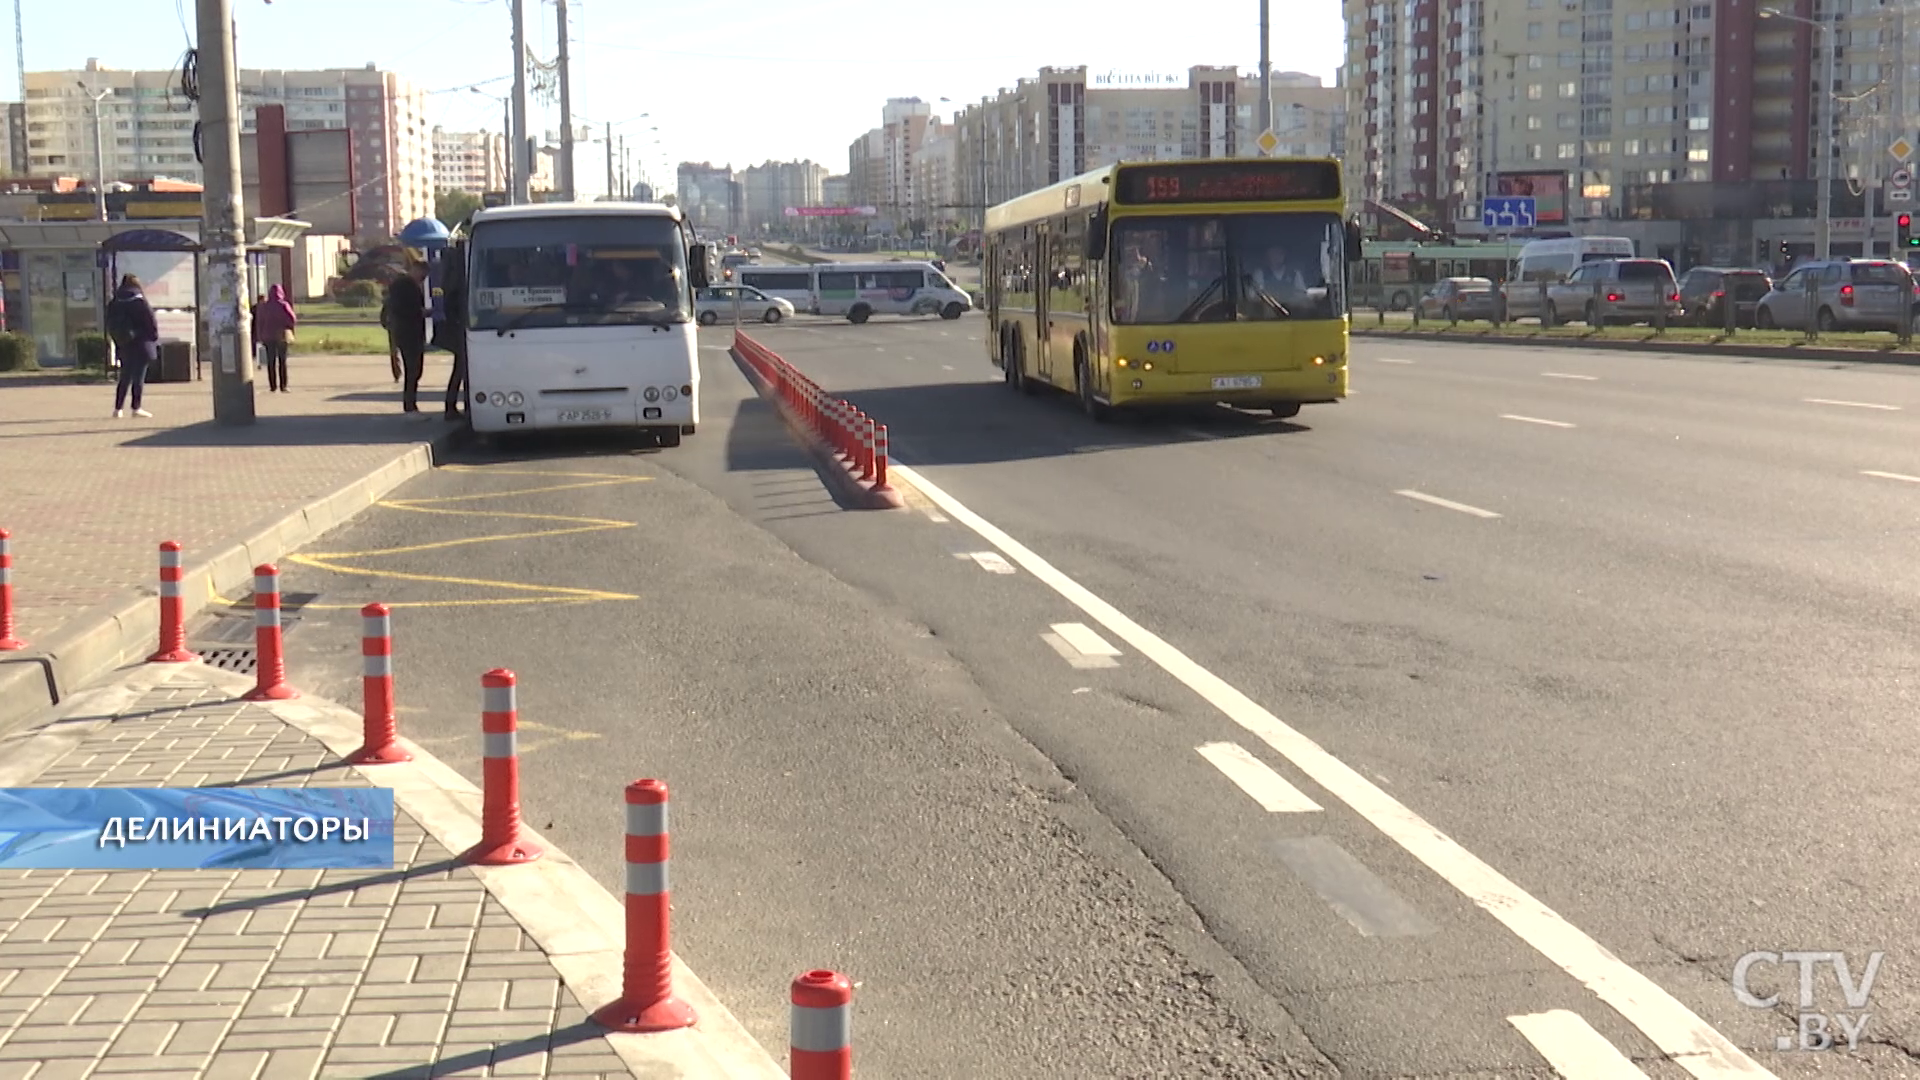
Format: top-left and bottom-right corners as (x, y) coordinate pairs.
(197, 0), (254, 424)
(78, 83), (109, 221)
(617, 134), (627, 198)
(1258, 0), (1272, 138)
(555, 0), (575, 201)
(509, 0), (530, 204)
(12, 0), (24, 102)
(503, 98), (514, 196)
(604, 122), (614, 198)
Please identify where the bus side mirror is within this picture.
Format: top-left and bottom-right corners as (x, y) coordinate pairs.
(1085, 210), (1107, 261)
(689, 244), (710, 288)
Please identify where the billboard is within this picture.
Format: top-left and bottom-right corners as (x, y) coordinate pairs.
(240, 106), (357, 236)
(1493, 171), (1568, 225)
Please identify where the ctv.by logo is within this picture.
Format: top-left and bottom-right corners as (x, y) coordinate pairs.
(1732, 950), (1885, 1052)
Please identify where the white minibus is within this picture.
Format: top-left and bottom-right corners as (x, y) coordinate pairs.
(461, 202), (710, 447)
(1504, 236), (1636, 318)
(814, 261), (972, 323)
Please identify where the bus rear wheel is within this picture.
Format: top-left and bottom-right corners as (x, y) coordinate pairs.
(848, 304), (872, 324)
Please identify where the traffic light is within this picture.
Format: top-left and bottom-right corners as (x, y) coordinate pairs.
(1780, 240), (1791, 260)
(1902, 213), (1919, 249)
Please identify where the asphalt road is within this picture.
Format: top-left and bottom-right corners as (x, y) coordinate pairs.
(190, 337), (1328, 1078)
(191, 314), (1920, 1076)
(709, 320), (1920, 1076)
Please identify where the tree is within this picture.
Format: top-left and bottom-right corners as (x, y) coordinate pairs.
(435, 190), (483, 228)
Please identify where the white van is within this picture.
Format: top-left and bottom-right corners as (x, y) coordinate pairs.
(733, 265), (818, 311)
(814, 261), (972, 323)
(1504, 236), (1636, 318)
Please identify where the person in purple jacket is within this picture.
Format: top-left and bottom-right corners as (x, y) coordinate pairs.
(251, 284), (298, 392)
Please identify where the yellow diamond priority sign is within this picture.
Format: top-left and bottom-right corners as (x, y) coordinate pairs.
(1255, 129), (1280, 156)
(1891, 137), (1914, 163)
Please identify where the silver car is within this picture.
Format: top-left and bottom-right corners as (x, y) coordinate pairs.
(695, 285), (793, 325)
(1545, 258), (1679, 326)
(1754, 259), (1915, 333)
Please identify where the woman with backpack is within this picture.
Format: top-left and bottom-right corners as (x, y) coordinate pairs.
(252, 284), (298, 392)
(104, 274), (159, 418)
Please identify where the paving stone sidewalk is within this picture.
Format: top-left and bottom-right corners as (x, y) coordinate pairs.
(0, 666), (636, 1079)
(0, 353), (453, 646)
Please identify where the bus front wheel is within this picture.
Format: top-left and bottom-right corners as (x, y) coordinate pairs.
(656, 428), (682, 449)
(1269, 403), (1302, 420)
(1076, 357), (1109, 422)
(941, 302), (965, 320)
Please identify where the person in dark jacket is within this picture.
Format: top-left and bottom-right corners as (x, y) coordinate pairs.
(251, 284), (298, 392)
(104, 274), (159, 418)
(381, 260), (429, 413)
(435, 244), (470, 420)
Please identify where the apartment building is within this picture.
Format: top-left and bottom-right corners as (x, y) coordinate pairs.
(26, 60), (432, 240)
(946, 65), (1345, 228)
(433, 127), (505, 195)
(822, 174), (851, 207)
(846, 128), (886, 211)
(677, 162), (738, 233)
(916, 121), (958, 227)
(737, 159), (828, 232)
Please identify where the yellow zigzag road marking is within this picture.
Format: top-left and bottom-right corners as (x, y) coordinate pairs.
(274, 470), (651, 610)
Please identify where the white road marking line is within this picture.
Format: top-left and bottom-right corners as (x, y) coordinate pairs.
(954, 551), (1015, 574)
(891, 461), (1773, 1080)
(1805, 397), (1900, 411)
(1542, 372), (1598, 381)
(1051, 621), (1120, 657)
(1501, 414), (1576, 429)
(941, 364), (954, 371)
(1196, 742), (1322, 813)
(1508, 1011), (1651, 1079)
(1376, 357), (1415, 364)
(1041, 631), (1119, 669)
(1394, 489), (1503, 518)
(1863, 470), (1920, 484)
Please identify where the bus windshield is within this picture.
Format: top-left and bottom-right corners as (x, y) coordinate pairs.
(1110, 212), (1347, 324)
(467, 215), (692, 332)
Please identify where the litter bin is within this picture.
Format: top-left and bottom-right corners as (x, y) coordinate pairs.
(152, 341), (193, 383)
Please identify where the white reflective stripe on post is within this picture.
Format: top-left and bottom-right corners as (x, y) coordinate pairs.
(0, 567), (12, 586)
(159, 580), (181, 598)
(160, 549), (182, 569)
(0, 535), (10, 556)
(483, 685), (516, 714)
(625, 859), (668, 896)
(363, 653), (393, 678)
(255, 604), (279, 628)
(625, 800), (667, 837)
(362, 612), (390, 639)
(790, 1004), (852, 1053)
(482, 731), (516, 758)
(254, 572), (274, 596)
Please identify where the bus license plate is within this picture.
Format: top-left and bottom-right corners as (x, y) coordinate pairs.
(558, 409), (613, 423)
(1213, 376), (1262, 390)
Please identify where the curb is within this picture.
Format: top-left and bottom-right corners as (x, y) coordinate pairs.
(0, 430), (462, 739)
(730, 345), (906, 512)
(1353, 326), (1920, 366)
(0, 662), (787, 1080)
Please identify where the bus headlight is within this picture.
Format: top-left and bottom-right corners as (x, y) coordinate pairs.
(663, 386), (678, 401)
(681, 384), (693, 396)
(644, 387), (661, 402)
(506, 392), (524, 407)
(490, 392), (507, 406)
(1141, 361), (1153, 371)
(1117, 357), (1130, 368)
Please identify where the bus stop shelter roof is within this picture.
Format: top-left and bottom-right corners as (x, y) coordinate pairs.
(0, 216), (312, 251)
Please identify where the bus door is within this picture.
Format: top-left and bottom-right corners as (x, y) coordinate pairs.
(984, 239), (1003, 365)
(1034, 226), (1055, 384)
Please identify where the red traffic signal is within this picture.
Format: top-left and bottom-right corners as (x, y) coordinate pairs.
(1901, 214), (1912, 228)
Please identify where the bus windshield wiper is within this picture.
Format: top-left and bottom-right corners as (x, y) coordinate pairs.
(1174, 276), (1225, 323)
(494, 301), (602, 336)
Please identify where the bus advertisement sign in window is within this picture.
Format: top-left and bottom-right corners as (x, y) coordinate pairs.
(1115, 161), (1341, 205)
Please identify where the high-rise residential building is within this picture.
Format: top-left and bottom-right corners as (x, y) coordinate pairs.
(847, 128), (885, 211)
(915, 120), (958, 228)
(738, 159), (828, 232)
(946, 65), (1344, 229)
(677, 162), (737, 233)
(880, 97), (933, 224)
(822, 174), (851, 207)
(28, 60), (432, 240)
(433, 127), (506, 195)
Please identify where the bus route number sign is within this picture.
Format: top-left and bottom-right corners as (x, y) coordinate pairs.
(1117, 162), (1341, 205)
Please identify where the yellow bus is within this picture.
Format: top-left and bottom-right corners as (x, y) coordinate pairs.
(984, 157), (1360, 420)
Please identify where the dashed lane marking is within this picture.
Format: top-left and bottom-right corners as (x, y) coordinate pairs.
(1051, 621), (1120, 657)
(1376, 357), (1415, 364)
(1805, 397), (1900, 411)
(1196, 742), (1322, 812)
(280, 467), (646, 609)
(890, 461), (1774, 1078)
(1542, 372), (1599, 381)
(1501, 414), (1576, 429)
(1041, 629), (1119, 669)
(955, 551), (1015, 574)
(1273, 836), (1437, 937)
(1394, 489), (1503, 518)
(1863, 470), (1920, 484)
(1508, 1011), (1651, 1079)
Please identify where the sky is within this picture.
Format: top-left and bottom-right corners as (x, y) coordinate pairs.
(23, 0), (1345, 198)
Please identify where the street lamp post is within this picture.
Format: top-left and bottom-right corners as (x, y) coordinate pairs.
(1763, 7), (1837, 259)
(77, 81), (110, 221)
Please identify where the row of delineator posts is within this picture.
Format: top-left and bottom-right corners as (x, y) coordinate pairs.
(732, 332), (903, 510)
(0, 532), (856, 1078)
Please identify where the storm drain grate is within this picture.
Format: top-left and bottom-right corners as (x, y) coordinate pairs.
(199, 647), (258, 675)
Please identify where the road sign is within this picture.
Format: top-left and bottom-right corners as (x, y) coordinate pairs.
(1892, 166), (1914, 204)
(1254, 129), (1279, 156)
(1482, 196), (1537, 230)
(1892, 186), (1914, 204)
(1892, 137), (1915, 162)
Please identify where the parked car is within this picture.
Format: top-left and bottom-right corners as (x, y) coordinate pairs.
(1754, 259), (1916, 333)
(1417, 277), (1499, 322)
(1675, 267), (1772, 327)
(695, 285), (794, 325)
(1545, 258), (1680, 326)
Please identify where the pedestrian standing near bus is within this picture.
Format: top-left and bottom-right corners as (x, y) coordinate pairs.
(382, 259), (429, 413)
(252, 284), (298, 392)
(104, 274), (158, 419)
